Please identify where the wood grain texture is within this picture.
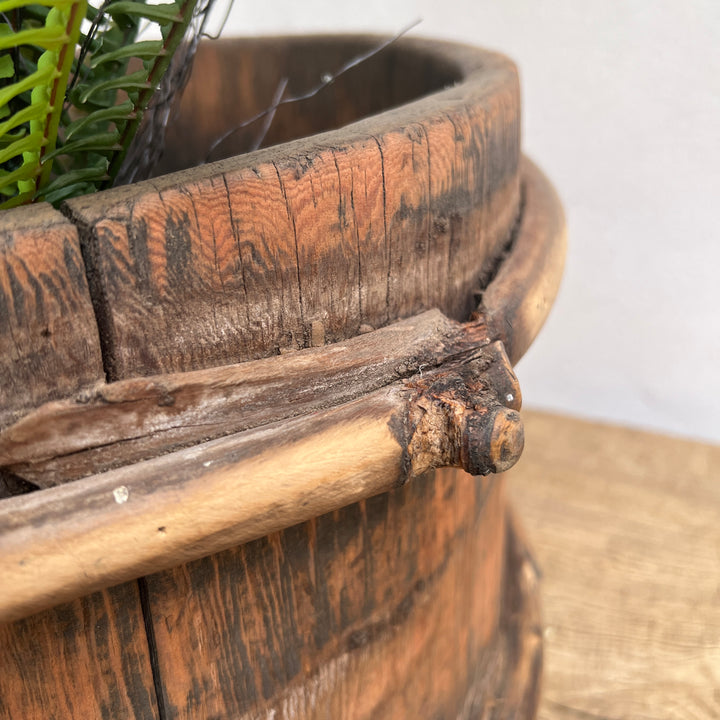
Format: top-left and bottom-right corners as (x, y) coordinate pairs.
(0, 310), (492, 484)
(0, 203), (104, 431)
(0, 35), (564, 720)
(0, 582), (159, 720)
(478, 156), (566, 365)
(508, 411), (720, 719)
(141, 470), (539, 719)
(0, 141), (567, 619)
(63, 36), (521, 380)
(0, 335), (523, 622)
(0, 152), (566, 488)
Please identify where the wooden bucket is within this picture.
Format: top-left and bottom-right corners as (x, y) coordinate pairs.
(0, 37), (565, 718)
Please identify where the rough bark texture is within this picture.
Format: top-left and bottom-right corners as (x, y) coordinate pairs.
(0, 311), (505, 485)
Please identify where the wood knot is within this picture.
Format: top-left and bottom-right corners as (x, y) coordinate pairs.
(406, 341), (524, 477)
(461, 406), (524, 475)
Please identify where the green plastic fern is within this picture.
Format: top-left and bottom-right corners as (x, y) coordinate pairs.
(0, 0), (85, 207)
(0, 0), (209, 208)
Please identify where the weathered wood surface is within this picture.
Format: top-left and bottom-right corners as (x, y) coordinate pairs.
(0, 310), (502, 484)
(64, 37), (521, 380)
(141, 469), (540, 719)
(0, 203), (103, 432)
(479, 157), (566, 365)
(0, 154), (564, 490)
(509, 411), (720, 719)
(0, 36), (564, 720)
(0, 468), (542, 720)
(0, 582), (160, 720)
(0, 154), (565, 622)
(156, 37), (464, 170)
(0, 329), (523, 622)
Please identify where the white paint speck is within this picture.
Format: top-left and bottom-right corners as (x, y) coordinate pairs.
(505, 393), (514, 404)
(202, 460), (213, 468)
(321, 72), (332, 84)
(113, 486), (129, 504)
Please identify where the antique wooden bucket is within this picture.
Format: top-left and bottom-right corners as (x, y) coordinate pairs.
(0, 37), (565, 718)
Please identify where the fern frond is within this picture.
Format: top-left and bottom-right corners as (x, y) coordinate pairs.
(0, 0), (86, 209)
(102, 1), (183, 25)
(64, 99), (135, 138)
(2, 0), (214, 206)
(88, 40), (165, 67)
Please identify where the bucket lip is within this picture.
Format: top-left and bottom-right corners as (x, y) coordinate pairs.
(65, 34), (519, 211)
(0, 156), (565, 624)
(54, 34), (524, 382)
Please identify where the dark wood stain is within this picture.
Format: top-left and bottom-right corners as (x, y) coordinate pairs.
(128, 216), (152, 297)
(61, 38), (520, 380)
(0, 583), (160, 720)
(0, 204), (104, 432)
(139, 469), (516, 719)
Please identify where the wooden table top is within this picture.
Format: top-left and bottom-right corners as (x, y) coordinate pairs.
(508, 410), (720, 719)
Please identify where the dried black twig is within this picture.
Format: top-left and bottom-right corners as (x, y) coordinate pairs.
(204, 18), (422, 163)
(248, 76), (288, 152)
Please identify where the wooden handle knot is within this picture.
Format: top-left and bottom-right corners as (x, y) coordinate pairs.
(406, 340), (524, 477)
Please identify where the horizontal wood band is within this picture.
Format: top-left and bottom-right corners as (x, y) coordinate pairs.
(480, 156), (567, 364)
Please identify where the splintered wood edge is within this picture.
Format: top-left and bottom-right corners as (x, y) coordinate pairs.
(0, 157), (564, 623)
(0, 310), (487, 483)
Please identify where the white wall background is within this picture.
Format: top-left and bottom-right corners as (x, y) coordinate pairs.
(216, 1), (720, 443)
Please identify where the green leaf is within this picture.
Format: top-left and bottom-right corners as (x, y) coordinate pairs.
(0, 64), (55, 107)
(1, 0), (206, 204)
(89, 40), (165, 68)
(41, 181), (93, 204)
(0, 24), (69, 52)
(0, 127), (27, 143)
(65, 99), (135, 138)
(0, 52), (13, 78)
(44, 130), (120, 160)
(0, 161), (41, 188)
(39, 157), (108, 196)
(76, 68), (152, 104)
(0, 131), (44, 165)
(0, 0), (63, 12)
(103, 2), (182, 24)
(0, 104), (47, 137)
(0, 190), (34, 209)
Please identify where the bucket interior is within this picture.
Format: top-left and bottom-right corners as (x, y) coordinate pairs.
(155, 37), (462, 174)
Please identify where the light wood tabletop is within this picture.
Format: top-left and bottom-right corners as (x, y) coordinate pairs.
(508, 410), (720, 719)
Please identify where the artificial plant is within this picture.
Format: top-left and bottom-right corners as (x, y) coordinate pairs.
(0, 0), (212, 208)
